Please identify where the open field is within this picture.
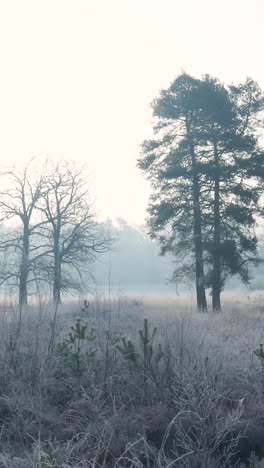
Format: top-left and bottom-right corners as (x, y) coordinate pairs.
(0, 293), (264, 467)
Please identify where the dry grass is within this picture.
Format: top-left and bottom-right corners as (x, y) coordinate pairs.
(0, 291), (263, 466)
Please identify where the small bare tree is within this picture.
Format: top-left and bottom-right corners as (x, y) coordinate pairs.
(38, 160), (112, 304)
(0, 160), (50, 306)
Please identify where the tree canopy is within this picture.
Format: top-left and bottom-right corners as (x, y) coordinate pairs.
(138, 72), (264, 311)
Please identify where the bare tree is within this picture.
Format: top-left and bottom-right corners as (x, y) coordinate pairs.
(38, 160), (112, 304)
(0, 160), (50, 306)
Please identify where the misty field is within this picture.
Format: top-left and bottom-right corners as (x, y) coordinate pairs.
(0, 293), (263, 467)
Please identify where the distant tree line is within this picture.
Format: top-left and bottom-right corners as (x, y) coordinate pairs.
(91, 218), (173, 290)
(138, 73), (264, 312)
(0, 159), (112, 307)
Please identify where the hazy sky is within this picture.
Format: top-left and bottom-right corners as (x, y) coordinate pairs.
(0, 0), (263, 223)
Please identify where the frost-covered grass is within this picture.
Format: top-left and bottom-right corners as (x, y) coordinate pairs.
(0, 292), (263, 466)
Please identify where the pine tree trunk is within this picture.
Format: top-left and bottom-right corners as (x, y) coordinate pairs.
(193, 176), (208, 312)
(187, 120), (208, 312)
(212, 138), (222, 312)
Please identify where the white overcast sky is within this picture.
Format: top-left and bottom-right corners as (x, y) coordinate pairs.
(0, 0), (263, 223)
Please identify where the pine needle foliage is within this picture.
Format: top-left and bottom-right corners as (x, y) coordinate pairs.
(117, 318), (164, 391)
(58, 317), (96, 376)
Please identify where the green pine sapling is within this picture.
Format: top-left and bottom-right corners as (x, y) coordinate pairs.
(116, 318), (163, 390)
(58, 317), (96, 376)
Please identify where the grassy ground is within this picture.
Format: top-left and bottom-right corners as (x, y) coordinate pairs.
(0, 292), (264, 466)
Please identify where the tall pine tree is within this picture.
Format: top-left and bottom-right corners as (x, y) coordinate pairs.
(138, 73), (264, 311)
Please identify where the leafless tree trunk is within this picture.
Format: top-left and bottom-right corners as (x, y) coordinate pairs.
(0, 159), (50, 307)
(39, 160), (113, 304)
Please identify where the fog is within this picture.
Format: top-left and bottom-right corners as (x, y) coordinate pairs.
(90, 219), (264, 299)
